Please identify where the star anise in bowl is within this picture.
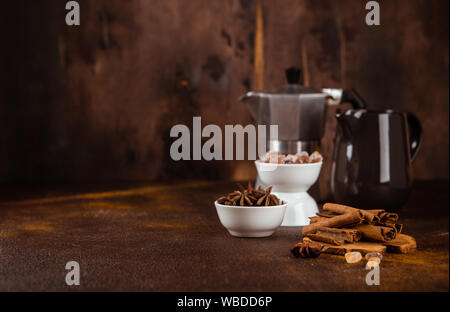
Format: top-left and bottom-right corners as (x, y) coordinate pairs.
(216, 182), (284, 207)
(291, 242), (324, 258)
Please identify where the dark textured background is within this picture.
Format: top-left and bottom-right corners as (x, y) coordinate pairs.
(1, 0), (448, 197)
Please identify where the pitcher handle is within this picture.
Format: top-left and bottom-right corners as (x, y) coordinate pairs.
(406, 112), (423, 162)
(323, 88), (367, 109)
(341, 89), (367, 109)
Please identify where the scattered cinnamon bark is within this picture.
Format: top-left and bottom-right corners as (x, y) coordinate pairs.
(383, 234), (417, 253)
(354, 224), (398, 242)
(303, 237), (387, 256)
(305, 227), (361, 245)
(293, 202), (414, 258)
(378, 212), (400, 226)
(323, 203), (380, 224)
(316, 211), (340, 218)
(308, 216), (330, 224)
(305, 203), (402, 242)
(323, 203), (402, 227)
(302, 212), (362, 235)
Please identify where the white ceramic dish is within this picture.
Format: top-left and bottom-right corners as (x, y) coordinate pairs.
(215, 201), (287, 238)
(254, 160), (322, 193)
(254, 160), (322, 226)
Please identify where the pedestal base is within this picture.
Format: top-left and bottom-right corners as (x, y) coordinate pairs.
(255, 176), (319, 226)
(274, 192), (318, 226)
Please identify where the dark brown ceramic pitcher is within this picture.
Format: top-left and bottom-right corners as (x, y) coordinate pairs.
(331, 109), (422, 211)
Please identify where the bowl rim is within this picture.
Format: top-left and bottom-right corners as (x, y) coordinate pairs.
(214, 200), (287, 209)
(254, 159), (323, 167)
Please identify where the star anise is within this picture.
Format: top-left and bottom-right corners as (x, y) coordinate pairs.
(291, 242), (324, 258)
(216, 183), (283, 207)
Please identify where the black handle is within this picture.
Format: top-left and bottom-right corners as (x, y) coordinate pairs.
(341, 89), (367, 109)
(406, 112), (423, 162)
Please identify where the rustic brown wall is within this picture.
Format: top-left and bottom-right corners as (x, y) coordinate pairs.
(1, 0), (448, 192)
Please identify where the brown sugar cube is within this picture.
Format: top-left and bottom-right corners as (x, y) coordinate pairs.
(261, 151), (279, 163)
(277, 154), (286, 164)
(296, 151), (310, 164)
(309, 151), (323, 163)
(282, 155), (296, 164)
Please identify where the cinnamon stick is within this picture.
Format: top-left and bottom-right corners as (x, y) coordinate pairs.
(302, 212), (362, 235)
(316, 211), (340, 218)
(306, 233), (343, 245)
(378, 212), (399, 225)
(354, 224), (399, 242)
(323, 203), (380, 224)
(305, 227), (361, 245)
(309, 216), (329, 224)
(393, 223), (403, 234)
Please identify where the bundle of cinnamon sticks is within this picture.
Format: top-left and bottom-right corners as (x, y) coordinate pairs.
(302, 203), (403, 246)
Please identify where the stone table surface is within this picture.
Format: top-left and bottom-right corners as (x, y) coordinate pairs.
(0, 181), (448, 291)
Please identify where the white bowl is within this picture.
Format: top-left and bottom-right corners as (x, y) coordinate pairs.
(215, 201), (287, 237)
(254, 160), (322, 193)
(254, 160), (323, 226)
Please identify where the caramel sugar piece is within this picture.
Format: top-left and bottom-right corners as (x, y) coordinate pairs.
(345, 251), (362, 263)
(295, 151), (309, 163)
(309, 151), (323, 163)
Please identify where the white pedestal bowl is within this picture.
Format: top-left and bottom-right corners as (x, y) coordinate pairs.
(254, 160), (322, 226)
